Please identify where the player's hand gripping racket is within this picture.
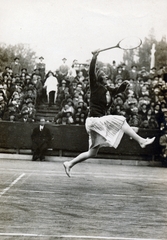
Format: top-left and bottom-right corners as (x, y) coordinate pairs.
(92, 36), (142, 54)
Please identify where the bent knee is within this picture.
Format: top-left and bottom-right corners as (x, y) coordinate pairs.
(89, 148), (98, 158)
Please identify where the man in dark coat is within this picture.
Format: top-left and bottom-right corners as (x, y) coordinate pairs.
(31, 118), (52, 161)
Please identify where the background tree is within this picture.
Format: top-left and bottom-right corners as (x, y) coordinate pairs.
(0, 43), (37, 73)
(155, 36), (167, 70)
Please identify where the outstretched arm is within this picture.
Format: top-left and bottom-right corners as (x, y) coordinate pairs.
(89, 50), (100, 87)
(107, 80), (130, 96)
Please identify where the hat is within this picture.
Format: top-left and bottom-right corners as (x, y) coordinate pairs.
(115, 75), (123, 81)
(67, 98), (73, 103)
(62, 80), (66, 84)
(21, 68), (27, 72)
(0, 96), (4, 102)
(39, 56), (44, 59)
(131, 65), (137, 69)
(78, 99), (84, 103)
(62, 58), (67, 60)
(14, 57), (19, 61)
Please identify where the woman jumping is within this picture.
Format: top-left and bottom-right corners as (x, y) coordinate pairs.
(63, 50), (155, 177)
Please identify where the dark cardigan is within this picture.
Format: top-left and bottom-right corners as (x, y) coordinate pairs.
(88, 55), (128, 117)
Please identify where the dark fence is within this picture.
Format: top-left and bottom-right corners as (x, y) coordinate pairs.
(0, 121), (161, 161)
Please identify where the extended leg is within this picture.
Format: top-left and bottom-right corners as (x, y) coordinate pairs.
(122, 120), (155, 148)
(63, 146), (99, 177)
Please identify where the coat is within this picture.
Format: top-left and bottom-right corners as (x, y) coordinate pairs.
(31, 126), (52, 147)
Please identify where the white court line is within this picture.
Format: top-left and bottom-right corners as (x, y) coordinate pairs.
(0, 173), (25, 197)
(0, 233), (163, 240)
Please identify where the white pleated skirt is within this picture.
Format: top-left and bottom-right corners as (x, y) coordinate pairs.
(85, 115), (126, 149)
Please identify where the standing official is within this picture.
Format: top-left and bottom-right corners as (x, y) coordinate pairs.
(31, 118), (52, 161)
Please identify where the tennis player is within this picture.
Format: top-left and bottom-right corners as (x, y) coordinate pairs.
(63, 50), (155, 177)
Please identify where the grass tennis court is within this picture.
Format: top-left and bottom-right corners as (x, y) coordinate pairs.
(0, 157), (166, 240)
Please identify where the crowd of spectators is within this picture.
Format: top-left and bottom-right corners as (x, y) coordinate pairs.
(55, 59), (167, 130)
(0, 56), (167, 131)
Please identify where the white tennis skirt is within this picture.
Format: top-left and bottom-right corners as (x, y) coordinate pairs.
(85, 115), (126, 149)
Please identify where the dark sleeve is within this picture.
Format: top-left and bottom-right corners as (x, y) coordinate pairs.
(31, 128), (37, 140)
(89, 55), (97, 88)
(46, 128), (52, 142)
(107, 81), (128, 97)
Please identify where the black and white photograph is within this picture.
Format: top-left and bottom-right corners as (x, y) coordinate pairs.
(0, 0), (167, 239)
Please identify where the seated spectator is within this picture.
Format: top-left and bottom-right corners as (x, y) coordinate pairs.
(65, 98), (75, 115)
(129, 78), (141, 100)
(149, 67), (157, 79)
(58, 79), (69, 99)
(129, 65), (138, 81)
(84, 90), (90, 106)
(74, 113), (81, 125)
(69, 79), (78, 96)
(140, 120), (149, 129)
(27, 102), (36, 121)
(139, 85), (150, 98)
(115, 77), (123, 87)
(74, 70), (85, 83)
(138, 102), (149, 121)
(3, 103), (19, 121)
(75, 98), (88, 113)
(82, 78), (89, 92)
(159, 128), (167, 165)
(113, 93), (125, 106)
(55, 102), (73, 123)
(128, 106), (141, 127)
(124, 96), (138, 118)
(148, 115), (159, 129)
(0, 92), (7, 119)
(138, 66), (149, 81)
(80, 112), (87, 125)
(128, 114), (141, 127)
(153, 103), (164, 128)
(65, 111), (74, 124)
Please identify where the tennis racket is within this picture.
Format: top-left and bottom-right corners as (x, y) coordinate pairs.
(93, 37), (142, 54)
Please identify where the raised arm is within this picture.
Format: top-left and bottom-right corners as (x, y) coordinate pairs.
(89, 50), (100, 87)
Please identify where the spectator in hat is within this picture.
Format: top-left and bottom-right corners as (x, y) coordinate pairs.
(153, 103), (164, 128)
(19, 106), (31, 122)
(149, 67), (157, 79)
(128, 113), (141, 128)
(74, 70), (85, 83)
(10, 57), (21, 76)
(122, 63), (130, 80)
(138, 66), (149, 81)
(138, 102), (149, 121)
(36, 56), (46, 83)
(58, 79), (69, 99)
(44, 71), (58, 107)
(114, 65), (123, 83)
(129, 65), (138, 81)
(57, 58), (70, 84)
(67, 60), (78, 81)
(69, 79), (78, 97)
(31, 118), (52, 161)
(66, 111), (74, 124)
(3, 103), (18, 121)
(159, 128), (167, 161)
